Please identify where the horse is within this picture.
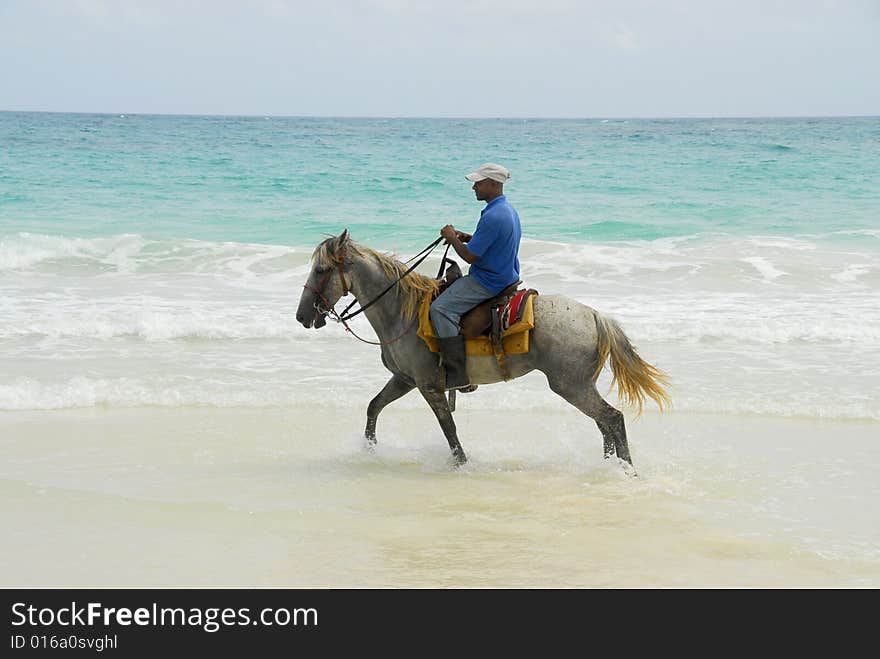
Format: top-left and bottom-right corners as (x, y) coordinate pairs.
(296, 230), (670, 469)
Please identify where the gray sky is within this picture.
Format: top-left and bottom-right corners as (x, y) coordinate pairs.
(1, 0), (878, 117)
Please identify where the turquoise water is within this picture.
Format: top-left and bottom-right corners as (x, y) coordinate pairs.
(1, 112), (878, 417)
(2, 112), (878, 248)
(3, 112), (880, 584)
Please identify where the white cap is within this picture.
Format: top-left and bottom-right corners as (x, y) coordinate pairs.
(465, 163), (511, 183)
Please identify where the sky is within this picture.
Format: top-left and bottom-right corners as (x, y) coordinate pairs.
(1, 0), (878, 118)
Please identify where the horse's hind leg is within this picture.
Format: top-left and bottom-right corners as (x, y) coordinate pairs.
(596, 404), (632, 465)
(547, 378), (633, 468)
(418, 387), (467, 466)
(594, 420), (617, 460)
(365, 374), (415, 445)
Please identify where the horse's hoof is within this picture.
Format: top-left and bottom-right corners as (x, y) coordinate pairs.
(606, 452), (637, 476)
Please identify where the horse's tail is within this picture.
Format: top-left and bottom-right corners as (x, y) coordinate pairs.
(593, 312), (671, 416)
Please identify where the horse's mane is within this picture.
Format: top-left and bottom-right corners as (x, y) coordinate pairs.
(312, 237), (439, 320)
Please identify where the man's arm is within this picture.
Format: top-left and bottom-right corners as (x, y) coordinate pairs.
(440, 224), (478, 264)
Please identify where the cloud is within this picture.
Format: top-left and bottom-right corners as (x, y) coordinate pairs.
(605, 22), (640, 52)
(35, 0), (166, 28)
(4, 0), (879, 116)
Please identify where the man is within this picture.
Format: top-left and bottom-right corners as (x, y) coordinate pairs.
(430, 162), (522, 390)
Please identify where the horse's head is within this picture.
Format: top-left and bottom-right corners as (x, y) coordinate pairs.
(297, 229), (353, 329)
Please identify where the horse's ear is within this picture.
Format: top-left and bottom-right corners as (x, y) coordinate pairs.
(328, 229), (349, 261)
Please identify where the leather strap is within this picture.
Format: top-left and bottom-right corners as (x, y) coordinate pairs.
(490, 307), (512, 381)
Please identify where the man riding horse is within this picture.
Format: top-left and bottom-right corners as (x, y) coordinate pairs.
(296, 165), (669, 468)
(430, 163), (522, 391)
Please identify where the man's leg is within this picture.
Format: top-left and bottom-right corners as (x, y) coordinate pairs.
(429, 276), (493, 390)
(430, 275), (494, 338)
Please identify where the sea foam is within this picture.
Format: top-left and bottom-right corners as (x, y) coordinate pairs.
(1, 231), (878, 420)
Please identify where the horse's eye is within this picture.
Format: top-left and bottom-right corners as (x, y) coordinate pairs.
(314, 266), (328, 275)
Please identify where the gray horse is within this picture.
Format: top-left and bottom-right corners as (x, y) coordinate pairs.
(296, 230), (670, 468)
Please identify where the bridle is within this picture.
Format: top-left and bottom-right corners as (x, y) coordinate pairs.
(302, 256), (350, 319)
(302, 237), (450, 346)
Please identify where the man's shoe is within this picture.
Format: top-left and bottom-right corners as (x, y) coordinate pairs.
(438, 335), (470, 390)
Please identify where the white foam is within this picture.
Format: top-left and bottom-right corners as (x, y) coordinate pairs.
(746, 236), (818, 251)
(671, 392), (880, 422)
(0, 297), (302, 341)
(1, 369), (877, 420)
(739, 256), (788, 280)
(0, 232), (310, 278)
(1, 231), (878, 419)
(0, 233), (146, 271)
(0, 376), (296, 410)
(831, 264), (873, 283)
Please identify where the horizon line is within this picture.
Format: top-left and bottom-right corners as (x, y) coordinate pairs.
(1, 109), (878, 121)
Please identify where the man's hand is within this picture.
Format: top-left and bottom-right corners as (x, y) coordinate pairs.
(440, 225), (472, 244)
(439, 224), (479, 264)
(440, 224), (458, 244)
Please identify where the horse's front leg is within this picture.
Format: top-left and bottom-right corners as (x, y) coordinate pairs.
(418, 387), (467, 466)
(365, 374), (415, 445)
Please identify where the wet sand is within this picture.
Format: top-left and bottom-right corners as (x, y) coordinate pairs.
(2, 405), (878, 588)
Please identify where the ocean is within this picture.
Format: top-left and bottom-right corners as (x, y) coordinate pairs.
(1, 112), (878, 587)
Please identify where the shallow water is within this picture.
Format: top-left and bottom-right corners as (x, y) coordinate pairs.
(2, 407), (878, 587)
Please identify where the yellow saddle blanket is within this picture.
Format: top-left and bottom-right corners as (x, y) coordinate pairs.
(417, 290), (537, 356)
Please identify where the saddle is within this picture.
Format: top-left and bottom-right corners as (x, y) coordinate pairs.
(419, 264), (538, 380)
(459, 281), (521, 338)
(439, 262), (522, 339)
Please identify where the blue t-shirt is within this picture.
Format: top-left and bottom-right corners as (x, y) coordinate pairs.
(466, 195), (522, 294)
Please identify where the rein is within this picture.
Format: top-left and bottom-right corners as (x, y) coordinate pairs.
(304, 237), (452, 346)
